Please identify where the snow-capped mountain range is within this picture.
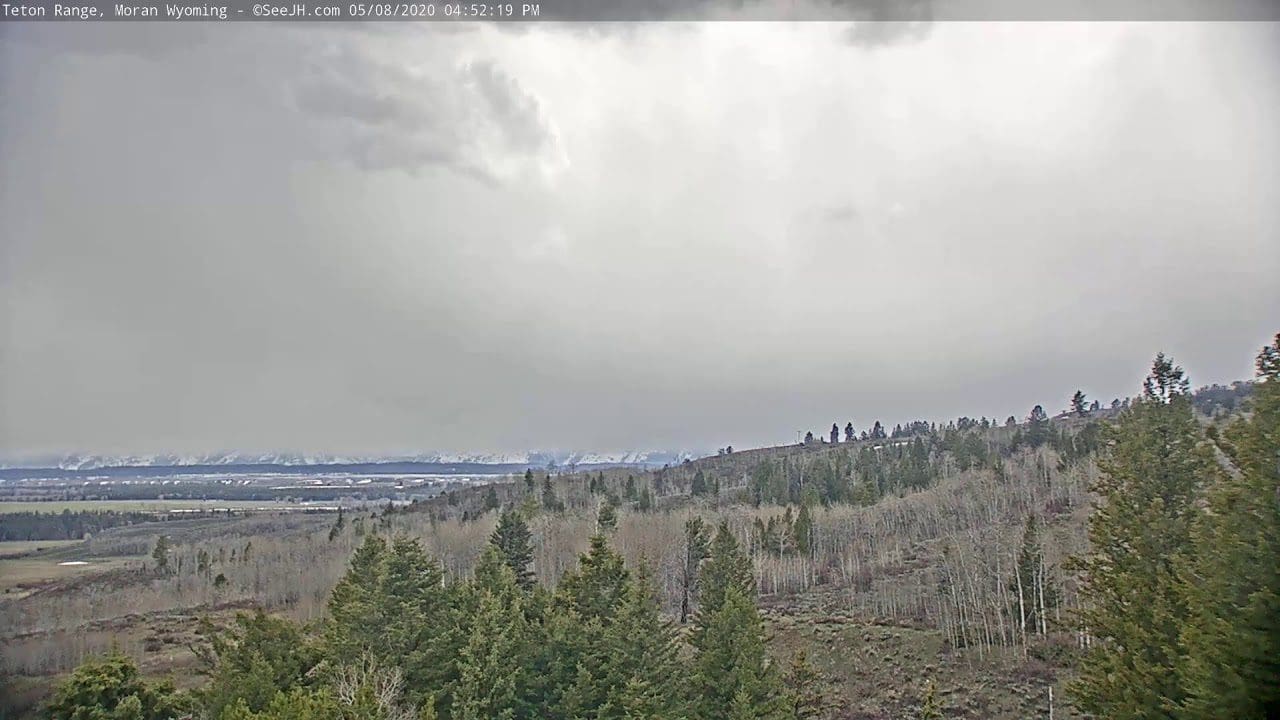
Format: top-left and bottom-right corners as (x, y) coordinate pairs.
(0, 449), (703, 472)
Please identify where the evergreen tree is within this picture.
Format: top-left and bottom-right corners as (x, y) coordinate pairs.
(558, 534), (631, 624)
(593, 562), (688, 719)
(483, 486), (500, 513)
(490, 509), (536, 591)
(696, 523), (754, 620)
(597, 499), (619, 533)
(454, 560), (528, 720)
(783, 650), (824, 719)
(327, 508), (345, 543)
(524, 469), (535, 494)
(829, 424), (839, 444)
(1071, 390), (1089, 417)
(542, 475), (560, 512)
(690, 588), (792, 720)
(917, 681), (943, 720)
(197, 611), (321, 719)
(1178, 334), (1280, 719)
(152, 535), (170, 573)
(680, 516), (711, 624)
(374, 537), (457, 708)
(1024, 405), (1050, 447)
(637, 486), (654, 512)
(1012, 514), (1056, 638)
(792, 504), (813, 558)
(1069, 353), (1216, 719)
(325, 534), (388, 658)
(844, 422), (854, 442)
(691, 470), (709, 497)
(45, 651), (191, 720)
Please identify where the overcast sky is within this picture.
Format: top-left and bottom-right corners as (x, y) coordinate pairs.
(1, 20), (1277, 457)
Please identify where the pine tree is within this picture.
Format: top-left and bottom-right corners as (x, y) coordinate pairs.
(680, 516), (711, 624)
(690, 587), (792, 720)
(637, 486), (653, 512)
(375, 537), (457, 708)
(597, 500), (619, 533)
(46, 651), (191, 720)
(1071, 390), (1089, 417)
(694, 523), (754, 632)
(542, 475), (560, 512)
(490, 509), (536, 590)
(1178, 334), (1280, 719)
(558, 533), (630, 624)
(594, 562), (688, 719)
(829, 424), (839, 444)
(691, 470), (709, 497)
(327, 508), (346, 542)
(917, 681), (943, 720)
(196, 611), (321, 719)
(324, 534), (388, 659)
(792, 504), (813, 558)
(1012, 514), (1056, 639)
(844, 422), (854, 442)
(1069, 353), (1216, 718)
(152, 535), (170, 573)
(1024, 405), (1050, 447)
(783, 650), (824, 719)
(454, 562), (527, 720)
(524, 468), (535, 494)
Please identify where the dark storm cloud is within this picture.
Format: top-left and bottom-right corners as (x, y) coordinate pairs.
(293, 47), (555, 177)
(1, 22), (1277, 457)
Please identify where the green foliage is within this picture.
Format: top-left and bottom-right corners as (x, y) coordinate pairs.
(917, 681), (943, 720)
(453, 568), (528, 720)
(792, 504), (813, 557)
(1069, 353), (1218, 718)
(680, 516), (711, 624)
(327, 508), (345, 542)
(696, 522), (754, 622)
(45, 651), (190, 720)
(1011, 514), (1057, 636)
(597, 499), (619, 533)
(691, 469), (710, 497)
(1022, 405), (1051, 448)
(581, 562), (688, 719)
(197, 610), (321, 719)
(783, 650), (824, 719)
(1071, 389), (1088, 417)
(1177, 334), (1280, 720)
(490, 509), (536, 590)
(690, 588), (791, 720)
(541, 475), (562, 512)
(558, 534), (630, 623)
(324, 534), (389, 658)
(151, 535), (170, 573)
(483, 486), (501, 513)
(323, 535), (460, 710)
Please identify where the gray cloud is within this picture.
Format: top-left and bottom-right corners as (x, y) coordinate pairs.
(293, 45), (557, 178)
(1, 22), (1277, 457)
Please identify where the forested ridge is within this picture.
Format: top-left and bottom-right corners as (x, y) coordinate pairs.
(31, 335), (1280, 719)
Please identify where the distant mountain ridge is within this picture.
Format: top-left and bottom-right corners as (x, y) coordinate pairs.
(0, 449), (703, 474)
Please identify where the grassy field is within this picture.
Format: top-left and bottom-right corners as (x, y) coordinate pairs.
(0, 499), (308, 514)
(0, 539), (83, 558)
(0, 555), (142, 595)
